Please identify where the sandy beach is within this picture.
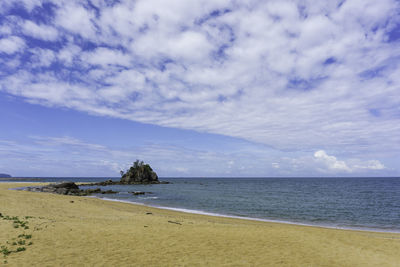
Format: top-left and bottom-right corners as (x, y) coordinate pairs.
(1, 182), (400, 266)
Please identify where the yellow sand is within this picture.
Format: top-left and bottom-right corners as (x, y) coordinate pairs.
(1, 183), (400, 266)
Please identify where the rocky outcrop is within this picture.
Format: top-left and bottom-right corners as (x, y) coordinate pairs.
(120, 160), (159, 184)
(81, 179), (169, 187)
(24, 182), (117, 196)
(80, 161), (169, 187)
(94, 179), (116, 186)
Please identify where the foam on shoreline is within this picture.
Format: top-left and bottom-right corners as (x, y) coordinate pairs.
(3, 181), (400, 266)
(97, 196), (400, 234)
(6, 182), (400, 234)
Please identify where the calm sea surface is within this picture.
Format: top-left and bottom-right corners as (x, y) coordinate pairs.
(4, 177), (400, 232)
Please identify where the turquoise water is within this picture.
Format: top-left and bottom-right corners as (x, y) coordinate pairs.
(6, 177), (400, 232)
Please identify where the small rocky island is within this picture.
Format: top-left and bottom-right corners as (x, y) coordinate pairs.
(120, 160), (159, 184)
(23, 160), (168, 196)
(85, 160), (168, 186)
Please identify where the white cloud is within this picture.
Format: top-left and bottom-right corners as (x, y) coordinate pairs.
(57, 43), (81, 65)
(30, 48), (55, 67)
(134, 30), (213, 62)
(0, 0), (400, 174)
(271, 162), (280, 169)
(0, 24), (12, 35)
(352, 160), (386, 170)
(32, 136), (107, 151)
(55, 2), (96, 39)
(0, 36), (25, 54)
(81, 47), (131, 67)
(22, 20), (59, 41)
(314, 150), (386, 173)
(314, 150), (351, 172)
(0, 0), (43, 13)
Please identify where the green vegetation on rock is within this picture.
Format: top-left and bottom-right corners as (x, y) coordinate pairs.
(120, 160), (159, 184)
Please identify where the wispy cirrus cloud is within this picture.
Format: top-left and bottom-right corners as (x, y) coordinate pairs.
(0, 0), (399, 174)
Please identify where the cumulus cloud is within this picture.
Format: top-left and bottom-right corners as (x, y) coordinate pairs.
(314, 150), (351, 172)
(314, 150), (385, 173)
(0, 0), (399, 173)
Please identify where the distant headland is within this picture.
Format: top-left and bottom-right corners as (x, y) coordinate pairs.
(0, 173), (11, 178)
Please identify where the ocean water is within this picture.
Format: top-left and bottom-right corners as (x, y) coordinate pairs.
(5, 177), (400, 232)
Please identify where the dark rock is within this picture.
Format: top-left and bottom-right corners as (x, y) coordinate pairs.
(80, 180), (119, 186)
(96, 180), (116, 186)
(84, 188), (102, 194)
(55, 188), (69, 195)
(23, 182), (117, 196)
(41, 187), (57, 193)
(53, 182), (79, 190)
(78, 161), (169, 187)
(130, 191), (146, 195)
(101, 190), (117, 194)
(120, 160), (159, 184)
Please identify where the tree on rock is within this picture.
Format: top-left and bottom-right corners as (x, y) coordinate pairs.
(120, 160), (159, 184)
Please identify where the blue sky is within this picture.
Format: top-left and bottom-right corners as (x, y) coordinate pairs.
(0, 0), (399, 177)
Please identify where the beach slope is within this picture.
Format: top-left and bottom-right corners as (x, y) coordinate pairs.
(1, 183), (400, 266)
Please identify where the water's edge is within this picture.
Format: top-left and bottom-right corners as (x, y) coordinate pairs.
(97, 196), (400, 234)
(5, 178), (400, 234)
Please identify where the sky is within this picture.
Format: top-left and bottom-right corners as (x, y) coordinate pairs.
(0, 0), (399, 177)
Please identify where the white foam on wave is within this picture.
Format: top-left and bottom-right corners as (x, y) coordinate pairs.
(138, 196), (159, 200)
(94, 196), (400, 234)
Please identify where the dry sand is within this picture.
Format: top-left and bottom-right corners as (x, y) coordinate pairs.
(1, 182), (400, 266)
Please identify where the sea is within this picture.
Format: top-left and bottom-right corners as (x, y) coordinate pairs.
(3, 177), (400, 233)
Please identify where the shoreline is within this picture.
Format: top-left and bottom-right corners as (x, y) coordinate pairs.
(8, 181), (400, 234)
(98, 196), (400, 234)
(2, 182), (400, 266)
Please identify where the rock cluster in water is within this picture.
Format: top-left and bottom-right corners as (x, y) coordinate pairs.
(22, 161), (168, 196)
(24, 182), (117, 196)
